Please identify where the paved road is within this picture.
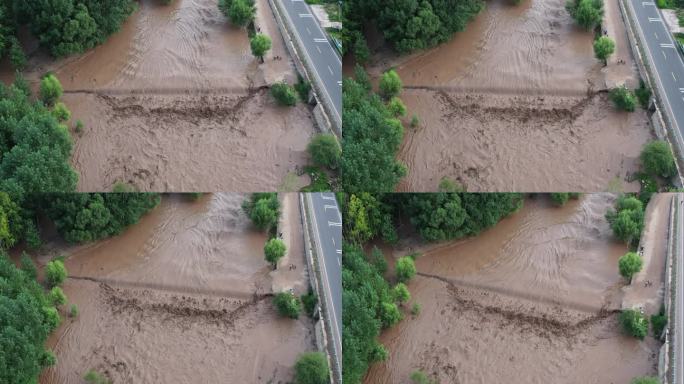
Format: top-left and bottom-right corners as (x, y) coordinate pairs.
(628, 0), (684, 151)
(676, 194), (683, 384)
(278, 0), (342, 128)
(307, 192), (342, 375)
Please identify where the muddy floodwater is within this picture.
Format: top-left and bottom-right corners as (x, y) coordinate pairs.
(363, 0), (652, 191)
(37, 193), (314, 383)
(365, 194), (662, 383)
(1, 0), (316, 191)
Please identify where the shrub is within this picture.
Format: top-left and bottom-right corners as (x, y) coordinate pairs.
(9, 38), (26, 70)
(606, 195), (645, 245)
(45, 259), (67, 287)
(593, 36), (615, 65)
(301, 290), (317, 317)
(387, 97), (407, 117)
(650, 309), (667, 338)
(294, 352), (329, 384)
(620, 309), (648, 339)
(410, 370), (435, 384)
(396, 256), (416, 283)
(264, 238), (286, 266)
(271, 82), (298, 106)
(379, 69), (402, 99)
(308, 134), (341, 169)
(75, 120), (85, 134)
(635, 80), (651, 109)
(295, 77), (312, 101)
(550, 193), (570, 206)
(641, 140), (676, 178)
(392, 282), (411, 304)
(48, 286), (67, 306)
(618, 252), (643, 282)
(249, 33), (271, 62)
(609, 85), (636, 112)
(40, 74), (63, 106)
(69, 303), (79, 318)
(84, 370), (111, 384)
(273, 291), (301, 318)
(631, 377), (659, 384)
(52, 102), (71, 122)
(410, 114), (420, 128)
(411, 302), (421, 316)
(380, 301), (402, 327)
(219, 0), (256, 27)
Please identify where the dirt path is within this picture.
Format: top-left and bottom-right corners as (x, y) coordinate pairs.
(364, 194), (661, 383)
(37, 193), (315, 383)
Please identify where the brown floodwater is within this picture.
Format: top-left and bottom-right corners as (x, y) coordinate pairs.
(38, 193), (315, 383)
(1, 0), (315, 191)
(365, 194), (661, 383)
(360, 0), (652, 192)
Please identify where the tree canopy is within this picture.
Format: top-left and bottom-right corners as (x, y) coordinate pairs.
(566, 0), (604, 30)
(606, 195), (644, 245)
(294, 352), (330, 384)
(593, 36), (615, 65)
(641, 140), (676, 178)
(242, 193), (280, 232)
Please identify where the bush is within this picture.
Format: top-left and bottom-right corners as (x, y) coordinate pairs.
(40, 74), (63, 106)
(273, 291), (301, 318)
(606, 195), (645, 245)
(593, 36), (615, 64)
(641, 140), (676, 178)
(264, 238), (286, 266)
(75, 120), (85, 134)
(301, 290), (318, 317)
(635, 80), (652, 109)
(45, 259), (67, 287)
(651, 309), (667, 338)
(218, 0), (256, 27)
(410, 370), (435, 384)
(271, 82), (298, 106)
(52, 102), (71, 122)
(387, 97), (407, 117)
(48, 286), (67, 306)
(84, 370), (111, 384)
(550, 193), (570, 206)
(69, 303), (79, 318)
(380, 301), (402, 327)
(379, 70), (402, 99)
(9, 38), (26, 70)
(411, 302), (421, 316)
(610, 85), (636, 112)
(308, 134), (341, 170)
(396, 256), (416, 283)
(631, 377), (660, 384)
(294, 352), (329, 384)
(620, 309), (648, 339)
(392, 282), (411, 304)
(243, 193), (280, 232)
(295, 77), (312, 101)
(410, 114), (420, 128)
(618, 252), (643, 282)
(566, 0), (604, 30)
(249, 33), (271, 62)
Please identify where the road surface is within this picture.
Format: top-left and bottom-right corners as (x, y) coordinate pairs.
(278, 0), (342, 127)
(628, 0), (684, 152)
(307, 192), (342, 377)
(676, 194), (683, 384)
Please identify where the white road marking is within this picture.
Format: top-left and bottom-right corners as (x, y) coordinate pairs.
(336, 249), (342, 254)
(679, 88), (684, 93)
(674, 72), (678, 82)
(337, 81), (342, 86)
(642, 1), (655, 5)
(324, 204), (339, 212)
(321, 195), (335, 200)
(660, 43), (675, 48)
(328, 221), (342, 227)
(327, 65), (333, 75)
(649, 17), (662, 22)
(332, 237), (335, 246)
(664, 50), (668, 59)
(655, 31), (659, 40)
(316, 45), (321, 53)
(299, 13), (313, 18)
(313, 38), (328, 43)
(306, 27), (311, 35)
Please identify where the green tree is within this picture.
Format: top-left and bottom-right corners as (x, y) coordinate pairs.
(219, 0), (256, 27)
(410, 370), (436, 384)
(308, 134), (341, 169)
(593, 36), (615, 65)
(392, 282), (410, 304)
(271, 82), (298, 106)
(610, 85), (637, 112)
(20, 253), (38, 279)
(550, 193), (570, 206)
(294, 352), (330, 384)
(620, 308), (648, 339)
(641, 140), (676, 178)
(387, 97), (407, 117)
(566, 0), (604, 30)
(250, 33), (271, 63)
(618, 252), (643, 282)
(395, 256), (416, 283)
(40, 74), (63, 106)
(380, 301), (402, 327)
(273, 291), (301, 318)
(69, 303), (79, 318)
(45, 259), (67, 287)
(48, 286), (67, 306)
(264, 238), (286, 266)
(243, 193), (280, 231)
(0, 254), (60, 384)
(52, 102), (72, 122)
(379, 69), (402, 99)
(606, 195), (645, 245)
